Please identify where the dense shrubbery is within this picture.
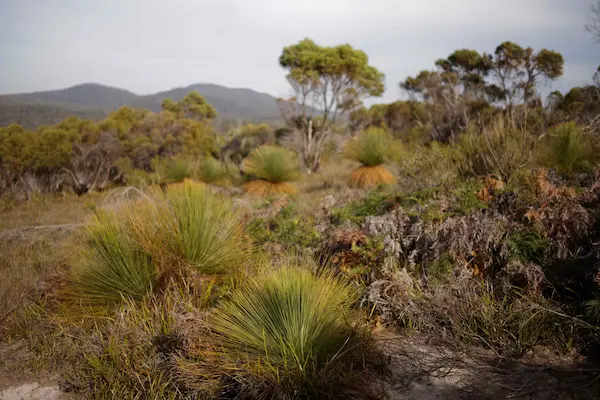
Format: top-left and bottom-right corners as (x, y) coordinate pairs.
(0, 92), (218, 198)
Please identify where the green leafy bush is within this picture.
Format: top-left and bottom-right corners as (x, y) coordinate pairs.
(451, 181), (488, 215)
(504, 228), (549, 264)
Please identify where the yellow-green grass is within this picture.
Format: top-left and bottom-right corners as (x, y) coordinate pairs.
(241, 145), (300, 196)
(69, 180), (251, 305)
(345, 128), (396, 188)
(206, 263), (370, 397)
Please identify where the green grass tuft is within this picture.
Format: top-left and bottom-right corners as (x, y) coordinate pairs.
(538, 122), (598, 176)
(242, 145), (300, 183)
(344, 127), (394, 167)
(71, 210), (156, 304)
(198, 156), (228, 184)
(163, 156), (196, 183)
(130, 180), (251, 275)
(209, 263), (369, 397)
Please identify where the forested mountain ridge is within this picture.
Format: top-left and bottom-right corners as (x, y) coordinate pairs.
(0, 83), (284, 129)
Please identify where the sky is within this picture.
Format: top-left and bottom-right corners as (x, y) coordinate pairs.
(0, 0), (598, 103)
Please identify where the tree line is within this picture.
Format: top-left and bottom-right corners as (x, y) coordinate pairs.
(1, 35), (599, 197)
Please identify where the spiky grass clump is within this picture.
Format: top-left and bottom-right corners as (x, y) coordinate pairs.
(458, 116), (535, 181)
(207, 264), (371, 398)
(164, 156), (196, 183)
(71, 180), (250, 305)
(539, 122), (598, 176)
(129, 179), (251, 275)
(345, 128), (396, 188)
(345, 127), (392, 167)
(198, 156), (228, 184)
(71, 210), (156, 304)
(241, 145), (300, 196)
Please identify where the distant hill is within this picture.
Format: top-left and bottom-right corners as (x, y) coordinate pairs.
(0, 98), (106, 129)
(0, 83), (285, 130)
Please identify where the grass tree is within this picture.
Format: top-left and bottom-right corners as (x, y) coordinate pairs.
(129, 180), (251, 274)
(163, 156), (195, 183)
(538, 121), (598, 176)
(208, 264), (371, 398)
(241, 145), (300, 196)
(71, 210), (156, 304)
(198, 156), (228, 184)
(345, 127), (397, 188)
(71, 180), (251, 304)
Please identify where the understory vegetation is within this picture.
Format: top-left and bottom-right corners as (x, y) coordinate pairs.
(2, 35), (600, 399)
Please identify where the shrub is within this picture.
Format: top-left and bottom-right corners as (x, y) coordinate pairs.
(129, 180), (251, 275)
(163, 156), (196, 183)
(249, 203), (320, 250)
(458, 116), (536, 181)
(446, 286), (571, 358)
(241, 145), (300, 196)
(332, 190), (398, 224)
(395, 141), (459, 194)
(538, 122), (598, 176)
(198, 156), (228, 184)
(71, 210), (156, 304)
(450, 180), (488, 215)
(370, 276), (573, 359)
(504, 227), (549, 265)
(427, 253), (454, 284)
(345, 128), (397, 188)
(207, 264), (371, 398)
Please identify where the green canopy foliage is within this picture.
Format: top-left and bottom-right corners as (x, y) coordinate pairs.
(279, 38), (385, 173)
(0, 95), (219, 197)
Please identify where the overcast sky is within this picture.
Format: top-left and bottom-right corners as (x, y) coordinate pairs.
(0, 0), (598, 102)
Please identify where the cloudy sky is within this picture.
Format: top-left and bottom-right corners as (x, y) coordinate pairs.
(0, 0), (598, 102)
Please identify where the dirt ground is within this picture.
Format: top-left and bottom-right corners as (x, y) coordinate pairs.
(0, 340), (75, 400)
(2, 320), (600, 399)
(373, 329), (600, 400)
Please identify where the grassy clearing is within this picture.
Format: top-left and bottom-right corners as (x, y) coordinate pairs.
(0, 191), (105, 231)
